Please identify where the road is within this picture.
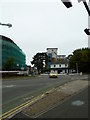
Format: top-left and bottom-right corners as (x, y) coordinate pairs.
(2, 74), (88, 113)
(13, 86), (88, 118)
(38, 86), (88, 118)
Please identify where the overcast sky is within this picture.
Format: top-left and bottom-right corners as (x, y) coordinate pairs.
(0, 0), (89, 65)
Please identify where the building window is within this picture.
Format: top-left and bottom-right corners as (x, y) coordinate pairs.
(54, 65), (56, 67)
(65, 64), (67, 67)
(59, 64), (61, 67)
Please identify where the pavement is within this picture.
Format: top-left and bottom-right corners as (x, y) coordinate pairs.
(38, 87), (88, 118)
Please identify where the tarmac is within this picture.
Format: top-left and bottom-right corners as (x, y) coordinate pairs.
(11, 79), (88, 119)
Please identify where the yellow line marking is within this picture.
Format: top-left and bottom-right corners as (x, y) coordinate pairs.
(2, 100), (31, 116)
(0, 88), (54, 119)
(2, 100), (35, 119)
(0, 95), (42, 119)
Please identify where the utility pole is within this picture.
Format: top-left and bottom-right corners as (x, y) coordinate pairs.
(76, 63), (79, 74)
(0, 22), (12, 28)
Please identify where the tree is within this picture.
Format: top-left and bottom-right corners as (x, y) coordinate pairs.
(67, 54), (73, 61)
(31, 52), (48, 73)
(3, 57), (14, 70)
(69, 48), (90, 73)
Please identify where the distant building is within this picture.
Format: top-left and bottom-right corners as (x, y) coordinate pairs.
(47, 48), (58, 68)
(50, 60), (69, 74)
(47, 48), (58, 58)
(57, 55), (66, 59)
(0, 35), (26, 70)
(46, 48), (71, 73)
(26, 65), (31, 73)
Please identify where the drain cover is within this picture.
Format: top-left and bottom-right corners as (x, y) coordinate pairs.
(71, 100), (84, 106)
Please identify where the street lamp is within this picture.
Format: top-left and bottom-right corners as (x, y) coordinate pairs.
(61, 0), (72, 8)
(0, 22), (12, 28)
(84, 28), (90, 35)
(78, 0), (90, 16)
(61, 0), (90, 15)
(76, 63), (79, 74)
(61, 0), (90, 35)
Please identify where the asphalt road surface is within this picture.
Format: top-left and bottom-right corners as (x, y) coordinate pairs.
(2, 74), (88, 113)
(12, 81), (89, 119)
(38, 87), (88, 118)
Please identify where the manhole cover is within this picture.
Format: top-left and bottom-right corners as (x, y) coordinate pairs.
(71, 100), (84, 106)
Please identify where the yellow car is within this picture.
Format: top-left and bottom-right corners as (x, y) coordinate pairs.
(49, 71), (58, 78)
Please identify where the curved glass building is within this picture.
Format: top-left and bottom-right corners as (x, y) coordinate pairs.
(0, 35), (26, 70)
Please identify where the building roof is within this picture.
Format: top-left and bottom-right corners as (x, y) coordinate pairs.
(47, 48), (58, 50)
(0, 35), (17, 45)
(57, 55), (66, 58)
(0, 35), (25, 55)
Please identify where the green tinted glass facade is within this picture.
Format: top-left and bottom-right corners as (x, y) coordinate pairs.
(0, 37), (2, 70)
(0, 35), (26, 70)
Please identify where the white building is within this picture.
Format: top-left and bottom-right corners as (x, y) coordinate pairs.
(57, 55), (66, 59)
(46, 48), (71, 73)
(50, 64), (68, 69)
(50, 60), (69, 74)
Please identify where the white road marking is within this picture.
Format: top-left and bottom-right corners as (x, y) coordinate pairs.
(71, 100), (85, 106)
(23, 96), (34, 100)
(3, 85), (16, 88)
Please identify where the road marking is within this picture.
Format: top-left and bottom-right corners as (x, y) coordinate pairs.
(0, 87), (55, 119)
(23, 96), (33, 100)
(71, 100), (85, 106)
(1, 80), (88, 119)
(0, 93), (45, 119)
(2, 85), (15, 88)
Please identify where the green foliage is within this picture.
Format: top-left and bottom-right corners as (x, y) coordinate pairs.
(69, 48), (90, 73)
(3, 57), (14, 70)
(31, 53), (48, 73)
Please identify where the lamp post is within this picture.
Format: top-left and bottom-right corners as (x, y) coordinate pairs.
(61, 0), (90, 15)
(84, 28), (90, 35)
(0, 22), (12, 28)
(78, 0), (90, 16)
(61, 0), (90, 35)
(76, 63), (79, 74)
(61, 0), (72, 8)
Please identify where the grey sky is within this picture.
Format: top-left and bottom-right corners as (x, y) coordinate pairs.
(0, 0), (89, 65)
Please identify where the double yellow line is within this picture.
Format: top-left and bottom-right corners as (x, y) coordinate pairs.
(0, 88), (54, 120)
(0, 95), (43, 120)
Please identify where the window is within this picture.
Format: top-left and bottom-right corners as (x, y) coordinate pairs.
(54, 65), (56, 67)
(65, 64), (67, 67)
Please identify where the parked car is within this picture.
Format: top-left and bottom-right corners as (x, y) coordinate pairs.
(49, 70), (58, 78)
